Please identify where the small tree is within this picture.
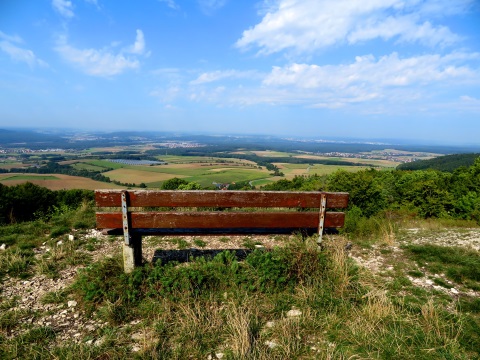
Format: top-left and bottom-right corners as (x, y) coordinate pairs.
(161, 177), (189, 190)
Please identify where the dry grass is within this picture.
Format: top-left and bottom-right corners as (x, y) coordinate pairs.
(380, 220), (396, 246)
(361, 290), (395, 323)
(225, 301), (259, 357)
(327, 237), (352, 296)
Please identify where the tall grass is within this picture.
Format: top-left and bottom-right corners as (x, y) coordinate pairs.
(0, 201), (95, 280)
(57, 236), (475, 358)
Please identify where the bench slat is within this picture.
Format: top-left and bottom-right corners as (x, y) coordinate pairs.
(95, 190), (349, 208)
(96, 211), (345, 230)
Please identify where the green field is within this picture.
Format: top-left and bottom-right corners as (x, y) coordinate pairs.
(103, 164), (270, 188)
(70, 155), (388, 189)
(71, 162), (109, 171)
(1, 175), (59, 181)
(83, 160), (125, 169)
(177, 168), (269, 187)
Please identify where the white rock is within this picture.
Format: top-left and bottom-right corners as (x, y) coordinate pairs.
(450, 288), (459, 294)
(265, 321), (275, 328)
(0, 243), (6, 250)
(68, 300), (78, 308)
(132, 346), (141, 352)
(68, 234), (75, 241)
(286, 309), (302, 317)
(57, 240), (63, 246)
(265, 340), (278, 349)
(131, 332), (144, 341)
(94, 337), (105, 347)
(207, 353), (224, 359)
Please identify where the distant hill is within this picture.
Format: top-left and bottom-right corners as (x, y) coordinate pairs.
(397, 153), (480, 172)
(0, 129), (65, 148)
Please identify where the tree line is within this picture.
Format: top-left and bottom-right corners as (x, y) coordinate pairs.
(397, 153), (480, 172)
(0, 183), (94, 225)
(263, 157), (480, 223)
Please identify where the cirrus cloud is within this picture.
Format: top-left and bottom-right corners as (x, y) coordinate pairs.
(0, 31), (48, 68)
(52, 0), (74, 18)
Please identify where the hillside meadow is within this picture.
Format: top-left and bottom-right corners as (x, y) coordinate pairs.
(0, 157), (480, 358)
(0, 195), (479, 359)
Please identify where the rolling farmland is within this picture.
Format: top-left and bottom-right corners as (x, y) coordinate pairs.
(0, 136), (410, 190)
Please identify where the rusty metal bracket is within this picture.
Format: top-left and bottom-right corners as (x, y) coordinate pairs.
(121, 191), (131, 245)
(317, 193), (327, 246)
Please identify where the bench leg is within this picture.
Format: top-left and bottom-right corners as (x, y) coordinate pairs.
(123, 234), (142, 273)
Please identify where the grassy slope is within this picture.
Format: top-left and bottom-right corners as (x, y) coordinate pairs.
(0, 205), (479, 359)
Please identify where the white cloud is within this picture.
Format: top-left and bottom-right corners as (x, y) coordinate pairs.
(150, 47), (480, 114)
(52, 0), (74, 18)
(158, 0), (179, 10)
(84, 0), (101, 10)
(458, 95), (480, 111)
(150, 86), (181, 103)
(259, 52), (480, 108)
(183, 51), (479, 110)
(55, 31), (148, 76)
(128, 30), (146, 55)
(198, 0), (227, 14)
(236, 0), (472, 54)
(348, 16), (460, 47)
(0, 31), (23, 44)
(190, 70), (260, 85)
(263, 52), (479, 90)
(0, 32), (48, 68)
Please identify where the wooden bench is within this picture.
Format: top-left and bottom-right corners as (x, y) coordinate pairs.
(95, 190), (349, 273)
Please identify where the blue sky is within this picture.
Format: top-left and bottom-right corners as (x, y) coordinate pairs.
(0, 0), (479, 144)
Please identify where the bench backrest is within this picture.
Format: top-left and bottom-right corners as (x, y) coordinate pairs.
(95, 189), (349, 272)
(95, 190), (349, 236)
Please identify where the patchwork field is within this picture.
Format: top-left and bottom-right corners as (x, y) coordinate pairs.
(86, 156), (270, 188)
(0, 152), (398, 190)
